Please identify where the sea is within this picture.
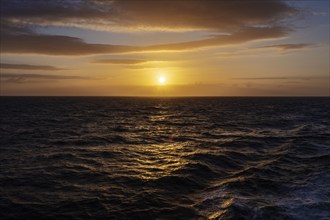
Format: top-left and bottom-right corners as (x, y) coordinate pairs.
(0, 97), (329, 220)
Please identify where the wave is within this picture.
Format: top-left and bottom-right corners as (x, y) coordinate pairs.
(0, 97), (329, 219)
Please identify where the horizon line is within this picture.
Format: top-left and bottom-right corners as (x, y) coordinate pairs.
(1, 95), (329, 98)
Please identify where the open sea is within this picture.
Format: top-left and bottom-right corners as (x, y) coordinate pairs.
(0, 97), (329, 220)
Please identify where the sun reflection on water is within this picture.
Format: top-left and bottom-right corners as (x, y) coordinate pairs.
(99, 143), (189, 181)
(135, 144), (189, 180)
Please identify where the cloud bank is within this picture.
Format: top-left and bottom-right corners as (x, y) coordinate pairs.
(1, 63), (65, 71)
(255, 43), (313, 51)
(1, 73), (91, 83)
(2, 0), (297, 31)
(1, 0), (300, 55)
(1, 27), (291, 55)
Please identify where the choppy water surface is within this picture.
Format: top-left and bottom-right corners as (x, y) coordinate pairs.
(0, 97), (329, 219)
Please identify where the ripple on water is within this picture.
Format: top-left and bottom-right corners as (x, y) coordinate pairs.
(0, 97), (329, 219)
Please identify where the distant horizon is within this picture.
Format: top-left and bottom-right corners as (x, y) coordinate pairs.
(1, 95), (329, 98)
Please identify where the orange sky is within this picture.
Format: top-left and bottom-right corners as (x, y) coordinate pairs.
(0, 0), (329, 96)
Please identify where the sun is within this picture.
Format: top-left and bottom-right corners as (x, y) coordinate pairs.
(158, 76), (166, 85)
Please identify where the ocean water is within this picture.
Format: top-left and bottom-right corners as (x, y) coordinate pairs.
(0, 97), (329, 220)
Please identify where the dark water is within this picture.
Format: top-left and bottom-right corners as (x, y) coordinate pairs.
(0, 97), (329, 220)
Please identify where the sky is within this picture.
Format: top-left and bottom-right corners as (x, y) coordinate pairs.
(0, 0), (329, 96)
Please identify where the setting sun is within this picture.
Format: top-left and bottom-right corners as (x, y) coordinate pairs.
(158, 76), (166, 85)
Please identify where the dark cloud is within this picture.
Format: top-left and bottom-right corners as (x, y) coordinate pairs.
(91, 59), (148, 65)
(111, 0), (297, 31)
(1, 63), (65, 71)
(1, 0), (297, 31)
(1, 0), (109, 24)
(0, 33), (139, 55)
(0, 0), (299, 55)
(255, 43), (313, 50)
(1, 26), (290, 55)
(1, 73), (91, 83)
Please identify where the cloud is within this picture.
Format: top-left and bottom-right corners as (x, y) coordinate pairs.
(232, 76), (327, 80)
(0, 33), (140, 55)
(311, 11), (330, 17)
(110, 0), (297, 31)
(144, 26), (290, 51)
(126, 66), (159, 70)
(1, 26), (290, 55)
(1, 63), (65, 71)
(255, 43), (313, 51)
(1, 73), (91, 83)
(1, 0), (297, 31)
(91, 59), (148, 65)
(0, 0), (299, 55)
